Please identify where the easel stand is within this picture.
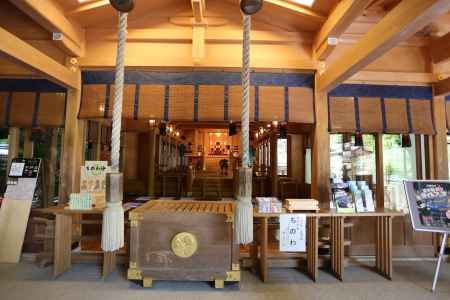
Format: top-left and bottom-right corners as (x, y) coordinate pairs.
(432, 232), (448, 292)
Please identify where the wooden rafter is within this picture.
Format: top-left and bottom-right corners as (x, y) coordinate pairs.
(9, 0), (85, 57)
(67, 0), (109, 15)
(191, 0), (207, 64)
(0, 26), (80, 89)
(264, 0), (326, 23)
(430, 31), (450, 63)
(313, 0), (371, 60)
(191, 0), (206, 23)
(434, 76), (450, 96)
(317, 0), (450, 92)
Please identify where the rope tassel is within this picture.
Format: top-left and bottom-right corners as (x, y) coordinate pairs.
(235, 14), (253, 245)
(101, 12), (128, 253)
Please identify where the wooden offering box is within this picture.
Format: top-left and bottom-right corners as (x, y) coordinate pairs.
(128, 200), (239, 288)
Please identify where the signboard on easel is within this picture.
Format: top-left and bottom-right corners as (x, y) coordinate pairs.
(0, 158), (41, 263)
(404, 180), (450, 292)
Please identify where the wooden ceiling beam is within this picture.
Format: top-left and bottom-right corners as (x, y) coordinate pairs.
(191, 0), (206, 23)
(430, 31), (450, 63)
(317, 0), (450, 92)
(9, 0), (85, 57)
(264, 0), (326, 22)
(313, 0), (371, 60)
(0, 26), (80, 89)
(434, 76), (450, 96)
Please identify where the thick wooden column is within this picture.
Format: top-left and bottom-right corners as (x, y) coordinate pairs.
(44, 129), (58, 208)
(23, 129), (33, 158)
(269, 132), (278, 197)
(7, 127), (20, 172)
(431, 94), (448, 179)
(375, 134), (384, 209)
(148, 128), (157, 197)
(95, 122), (102, 160)
(59, 71), (85, 203)
(312, 88), (330, 208)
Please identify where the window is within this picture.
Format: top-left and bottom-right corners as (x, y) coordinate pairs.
(330, 134), (376, 185)
(277, 138), (288, 176)
(383, 134), (416, 212)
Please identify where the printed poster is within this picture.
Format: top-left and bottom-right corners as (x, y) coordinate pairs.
(279, 214), (306, 252)
(80, 161), (109, 208)
(404, 180), (450, 233)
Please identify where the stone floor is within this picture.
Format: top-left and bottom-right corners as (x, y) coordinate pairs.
(0, 260), (449, 300)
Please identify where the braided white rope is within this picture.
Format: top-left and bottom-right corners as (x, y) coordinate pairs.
(110, 12), (128, 172)
(235, 14), (253, 245)
(102, 12), (127, 253)
(241, 14), (251, 168)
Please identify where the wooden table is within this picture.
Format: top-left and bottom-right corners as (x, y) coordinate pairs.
(38, 206), (128, 279)
(253, 209), (404, 282)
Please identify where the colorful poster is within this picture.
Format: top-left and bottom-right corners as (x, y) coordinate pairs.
(279, 214), (306, 252)
(404, 180), (450, 233)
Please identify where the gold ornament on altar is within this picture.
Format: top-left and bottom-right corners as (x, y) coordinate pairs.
(171, 232), (198, 258)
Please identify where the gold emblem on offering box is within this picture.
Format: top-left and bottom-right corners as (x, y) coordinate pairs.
(171, 232), (198, 258)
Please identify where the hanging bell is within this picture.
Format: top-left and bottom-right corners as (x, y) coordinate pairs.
(240, 0), (264, 15)
(109, 0), (135, 13)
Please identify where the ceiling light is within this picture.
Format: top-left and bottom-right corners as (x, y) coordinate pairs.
(289, 0), (315, 7)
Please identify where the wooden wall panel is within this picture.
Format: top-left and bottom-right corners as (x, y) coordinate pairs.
(107, 84), (136, 119)
(409, 99), (434, 135)
(259, 86), (284, 122)
(37, 93), (66, 127)
(79, 84), (107, 119)
(384, 98), (408, 134)
(9, 92), (35, 127)
(329, 96), (356, 133)
(168, 85), (194, 121)
(289, 87), (314, 124)
(139, 84), (165, 120)
(359, 97), (383, 133)
(198, 85), (224, 121)
(228, 85), (255, 122)
(0, 92), (8, 127)
(446, 100), (450, 132)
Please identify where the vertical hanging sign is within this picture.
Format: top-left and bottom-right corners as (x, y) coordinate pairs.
(279, 214), (306, 252)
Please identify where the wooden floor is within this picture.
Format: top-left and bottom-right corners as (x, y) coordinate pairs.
(0, 260), (450, 300)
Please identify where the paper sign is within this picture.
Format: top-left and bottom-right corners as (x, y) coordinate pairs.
(280, 214), (306, 252)
(80, 161), (109, 208)
(9, 162), (25, 177)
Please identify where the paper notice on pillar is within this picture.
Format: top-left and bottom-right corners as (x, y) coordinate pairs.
(279, 214), (306, 252)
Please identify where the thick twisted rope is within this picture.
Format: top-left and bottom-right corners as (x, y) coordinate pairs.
(235, 14), (253, 245)
(241, 14), (251, 168)
(110, 12), (128, 172)
(102, 12), (127, 253)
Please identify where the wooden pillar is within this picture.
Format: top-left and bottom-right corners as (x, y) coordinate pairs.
(431, 94), (448, 180)
(375, 134), (384, 209)
(290, 134), (305, 183)
(23, 129), (33, 158)
(270, 132), (278, 197)
(7, 127), (20, 172)
(59, 72), (85, 204)
(95, 122), (102, 160)
(45, 129), (58, 208)
(148, 128), (157, 197)
(311, 87), (330, 208)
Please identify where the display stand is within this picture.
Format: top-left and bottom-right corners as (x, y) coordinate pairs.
(404, 180), (450, 293)
(432, 233), (448, 292)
